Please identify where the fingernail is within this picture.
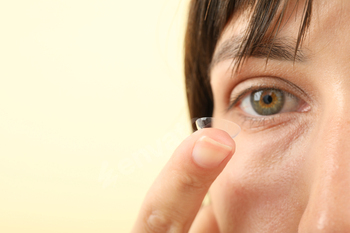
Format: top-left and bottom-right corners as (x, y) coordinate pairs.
(192, 136), (233, 169)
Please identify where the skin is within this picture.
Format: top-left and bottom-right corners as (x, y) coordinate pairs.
(133, 0), (350, 232)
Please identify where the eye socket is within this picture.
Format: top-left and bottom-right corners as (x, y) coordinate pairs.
(240, 88), (301, 116)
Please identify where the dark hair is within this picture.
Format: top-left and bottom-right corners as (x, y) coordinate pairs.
(184, 0), (312, 131)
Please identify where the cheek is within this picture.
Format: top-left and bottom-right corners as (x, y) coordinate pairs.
(210, 120), (311, 231)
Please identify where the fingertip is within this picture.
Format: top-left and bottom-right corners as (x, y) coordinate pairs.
(194, 128), (236, 148)
(192, 135), (234, 169)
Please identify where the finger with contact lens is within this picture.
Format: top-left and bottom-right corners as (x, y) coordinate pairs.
(196, 117), (241, 138)
(131, 128), (236, 233)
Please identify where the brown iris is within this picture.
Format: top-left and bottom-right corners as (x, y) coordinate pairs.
(250, 89), (285, 115)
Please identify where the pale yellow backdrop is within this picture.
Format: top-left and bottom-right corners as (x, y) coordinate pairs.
(0, 1), (191, 232)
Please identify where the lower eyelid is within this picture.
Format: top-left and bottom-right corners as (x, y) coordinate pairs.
(237, 112), (298, 131)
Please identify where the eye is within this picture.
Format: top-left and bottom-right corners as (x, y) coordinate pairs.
(240, 88), (301, 116)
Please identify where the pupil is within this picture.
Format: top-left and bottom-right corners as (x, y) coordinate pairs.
(263, 95), (273, 104)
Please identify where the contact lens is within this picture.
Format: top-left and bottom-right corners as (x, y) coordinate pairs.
(195, 117), (241, 138)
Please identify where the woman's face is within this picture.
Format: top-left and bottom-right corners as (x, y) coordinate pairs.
(210, 0), (350, 232)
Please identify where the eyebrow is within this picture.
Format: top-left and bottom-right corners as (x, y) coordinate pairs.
(211, 35), (308, 69)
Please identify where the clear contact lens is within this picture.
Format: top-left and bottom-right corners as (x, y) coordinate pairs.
(195, 117), (241, 138)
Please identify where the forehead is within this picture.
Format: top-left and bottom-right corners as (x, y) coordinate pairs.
(214, 0), (350, 65)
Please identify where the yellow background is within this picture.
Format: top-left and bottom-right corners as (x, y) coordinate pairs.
(0, 0), (191, 232)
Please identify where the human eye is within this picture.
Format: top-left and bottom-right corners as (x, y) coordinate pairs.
(227, 78), (311, 129)
(240, 88), (302, 116)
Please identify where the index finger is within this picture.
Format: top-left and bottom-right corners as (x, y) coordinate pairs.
(131, 128), (235, 233)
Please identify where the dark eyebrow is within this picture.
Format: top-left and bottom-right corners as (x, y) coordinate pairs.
(211, 35), (308, 70)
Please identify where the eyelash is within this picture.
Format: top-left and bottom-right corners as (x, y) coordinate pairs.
(227, 85), (303, 129)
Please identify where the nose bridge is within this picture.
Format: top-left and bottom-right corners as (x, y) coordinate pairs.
(298, 92), (350, 232)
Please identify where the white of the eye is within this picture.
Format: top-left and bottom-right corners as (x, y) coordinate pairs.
(239, 91), (300, 116)
(241, 94), (260, 116)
